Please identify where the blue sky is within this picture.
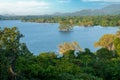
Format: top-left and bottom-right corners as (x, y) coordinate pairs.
(0, 0), (120, 15)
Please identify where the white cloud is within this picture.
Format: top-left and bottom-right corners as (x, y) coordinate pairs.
(0, 1), (50, 15)
(82, 0), (120, 2)
(57, 0), (71, 3)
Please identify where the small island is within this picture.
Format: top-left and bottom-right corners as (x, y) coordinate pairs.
(59, 20), (73, 31)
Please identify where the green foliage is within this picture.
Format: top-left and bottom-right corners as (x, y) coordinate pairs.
(96, 48), (114, 60)
(1, 27), (120, 80)
(0, 27), (24, 80)
(114, 38), (120, 56)
(103, 58), (120, 80)
(0, 27), (33, 80)
(77, 48), (95, 67)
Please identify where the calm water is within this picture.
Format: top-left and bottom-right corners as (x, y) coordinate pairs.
(0, 20), (119, 54)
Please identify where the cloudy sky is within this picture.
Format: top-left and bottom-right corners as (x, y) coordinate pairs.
(0, 0), (120, 15)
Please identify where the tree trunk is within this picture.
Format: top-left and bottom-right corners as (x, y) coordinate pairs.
(9, 66), (17, 80)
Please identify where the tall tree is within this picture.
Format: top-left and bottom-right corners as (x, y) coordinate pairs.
(58, 42), (82, 54)
(114, 38), (120, 56)
(0, 27), (23, 80)
(94, 34), (116, 50)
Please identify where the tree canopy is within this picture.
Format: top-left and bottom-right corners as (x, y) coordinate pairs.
(1, 27), (120, 80)
(94, 34), (116, 50)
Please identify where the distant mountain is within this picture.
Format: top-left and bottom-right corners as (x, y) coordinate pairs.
(53, 4), (120, 16)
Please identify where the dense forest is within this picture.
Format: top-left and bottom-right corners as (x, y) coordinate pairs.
(1, 27), (120, 80)
(22, 15), (120, 31)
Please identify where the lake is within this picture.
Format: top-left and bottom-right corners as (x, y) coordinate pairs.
(0, 20), (119, 54)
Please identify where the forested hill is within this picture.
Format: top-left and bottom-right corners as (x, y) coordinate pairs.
(53, 4), (120, 16)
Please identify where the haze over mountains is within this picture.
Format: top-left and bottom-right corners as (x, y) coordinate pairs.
(53, 4), (120, 16)
(0, 4), (120, 17)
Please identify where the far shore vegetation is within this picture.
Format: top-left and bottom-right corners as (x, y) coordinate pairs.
(21, 15), (120, 31)
(0, 15), (120, 31)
